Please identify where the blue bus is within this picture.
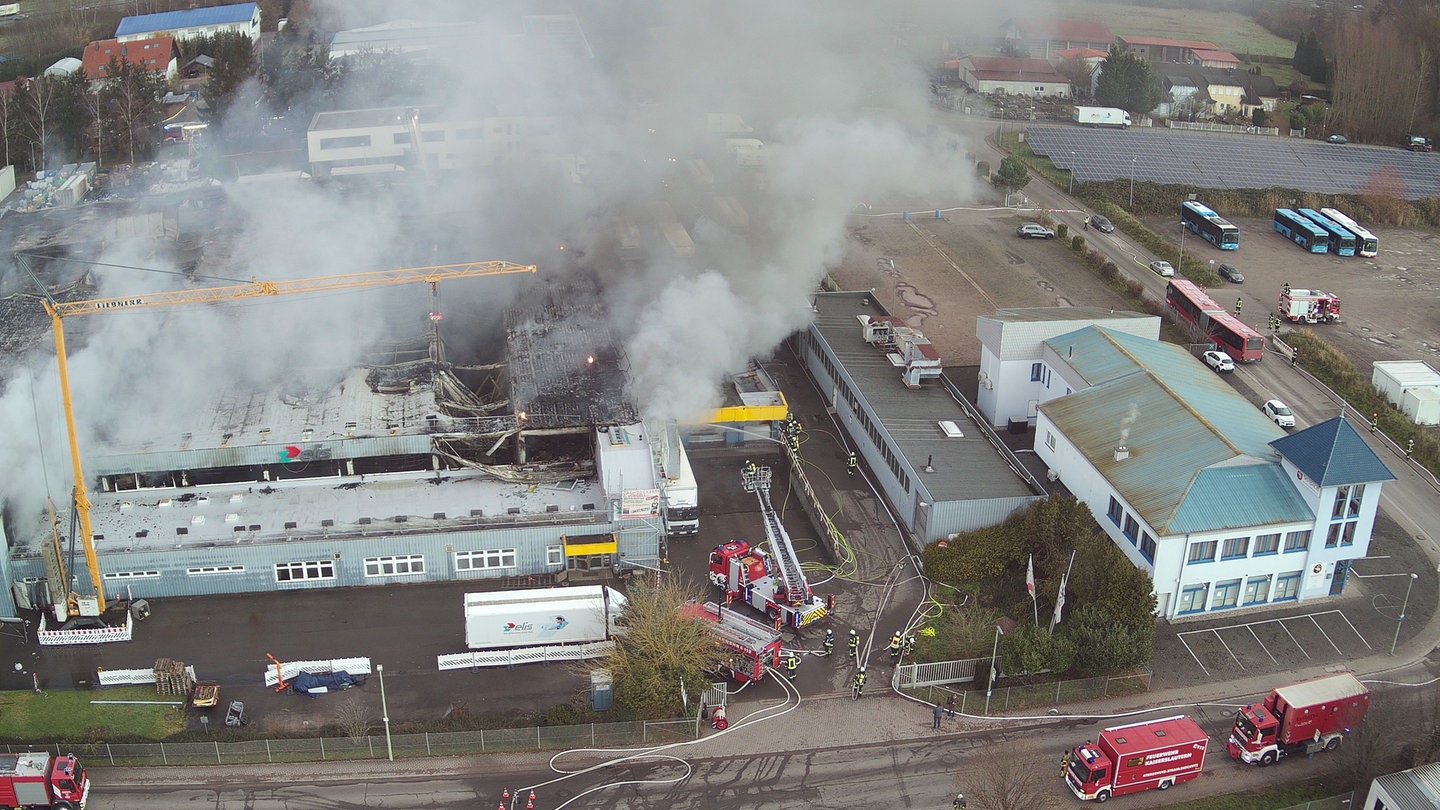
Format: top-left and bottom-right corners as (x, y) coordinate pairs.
(1297, 208), (1357, 257)
(1273, 208), (1329, 254)
(1180, 200), (1240, 250)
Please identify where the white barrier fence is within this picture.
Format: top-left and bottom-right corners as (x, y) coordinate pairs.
(96, 665), (196, 688)
(38, 615), (133, 646)
(437, 641), (614, 671)
(263, 657), (372, 688)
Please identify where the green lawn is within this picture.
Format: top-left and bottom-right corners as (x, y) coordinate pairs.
(0, 687), (188, 742)
(1059, 2), (1296, 57)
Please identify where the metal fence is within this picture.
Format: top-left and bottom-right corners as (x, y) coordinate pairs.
(904, 672), (1151, 715)
(4, 719), (698, 767)
(897, 657), (979, 689)
(1165, 120), (1281, 137)
(1274, 794), (1354, 810)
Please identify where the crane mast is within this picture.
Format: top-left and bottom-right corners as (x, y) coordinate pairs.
(741, 465), (812, 607)
(34, 258), (536, 617)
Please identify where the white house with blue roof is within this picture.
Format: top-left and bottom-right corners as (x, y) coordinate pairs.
(116, 2), (260, 44)
(1026, 325), (1394, 620)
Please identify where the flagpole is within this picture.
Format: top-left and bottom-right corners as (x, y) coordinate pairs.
(1050, 550), (1076, 635)
(1027, 553), (1038, 627)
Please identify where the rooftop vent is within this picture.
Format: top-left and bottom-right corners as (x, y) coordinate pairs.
(1114, 445), (1130, 462)
(358, 517), (372, 525)
(284, 521), (298, 530)
(321, 519), (334, 527)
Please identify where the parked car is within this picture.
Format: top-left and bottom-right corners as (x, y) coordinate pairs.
(1149, 260), (1176, 277)
(1016, 223), (1056, 239)
(1203, 350), (1235, 373)
(1263, 399), (1296, 428)
(1090, 214), (1115, 233)
(1327, 134), (1348, 144)
(1218, 263), (1245, 283)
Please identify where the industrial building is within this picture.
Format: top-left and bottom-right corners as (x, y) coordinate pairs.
(796, 291), (1046, 544)
(1017, 323), (1395, 620)
(114, 2), (262, 44)
(306, 106), (565, 178)
(0, 276), (672, 619)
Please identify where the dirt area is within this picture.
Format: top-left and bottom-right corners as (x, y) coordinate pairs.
(834, 212), (1134, 363)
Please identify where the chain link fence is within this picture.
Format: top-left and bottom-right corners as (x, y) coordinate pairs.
(905, 672), (1151, 715)
(1274, 794), (1354, 810)
(3, 719), (698, 766)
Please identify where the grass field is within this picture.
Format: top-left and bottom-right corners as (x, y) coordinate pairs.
(1059, 2), (1297, 57)
(0, 687), (188, 742)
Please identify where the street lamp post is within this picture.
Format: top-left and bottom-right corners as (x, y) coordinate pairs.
(1177, 221), (1187, 272)
(1128, 157), (1137, 208)
(377, 663), (394, 760)
(1391, 573), (1419, 655)
(1068, 151), (1075, 194)
(984, 624), (1005, 715)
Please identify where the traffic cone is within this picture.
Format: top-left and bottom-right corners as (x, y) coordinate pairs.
(526, 795), (535, 809)
(502, 789), (510, 800)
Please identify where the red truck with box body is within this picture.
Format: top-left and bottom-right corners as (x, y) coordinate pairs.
(0, 752), (90, 809)
(1064, 715), (1209, 802)
(1227, 673), (1370, 765)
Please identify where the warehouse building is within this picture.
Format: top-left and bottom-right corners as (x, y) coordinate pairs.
(115, 2), (261, 44)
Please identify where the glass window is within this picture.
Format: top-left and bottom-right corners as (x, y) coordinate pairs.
(1031, 362), (1043, 382)
(1331, 486), (1349, 519)
(364, 554), (425, 577)
(1326, 523), (1342, 548)
(186, 565), (245, 576)
(275, 560), (335, 582)
(1244, 576), (1271, 605)
(1123, 515), (1139, 540)
(102, 570), (160, 580)
(1188, 540), (1217, 563)
(1273, 573), (1301, 601)
(1107, 497), (1123, 526)
(1284, 530), (1311, 552)
(1342, 521), (1357, 546)
(1348, 484), (1365, 517)
(1045, 431), (1056, 450)
(318, 135), (371, 150)
(1221, 537), (1249, 559)
(1179, 583), (1210, 614)
(1213, 579), (1241, 609)
(455, 548), (517, 571)
(1253, 533), (1280, 555)
(1139, 533), (1156, 562)
(547, 545), (564, 565)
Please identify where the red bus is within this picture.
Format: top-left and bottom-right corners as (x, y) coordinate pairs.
(1166, 280), (1265, 363)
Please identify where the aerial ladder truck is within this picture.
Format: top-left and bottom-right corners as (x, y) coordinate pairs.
(707, 464), (828, 629)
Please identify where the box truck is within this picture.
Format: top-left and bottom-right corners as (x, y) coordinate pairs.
(1064, 715), (1209, 802)
(464, 586), (627, 650)
(1072, 107), (1132, 128)
(1228, 673), (1371, 765)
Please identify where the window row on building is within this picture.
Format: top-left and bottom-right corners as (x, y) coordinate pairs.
(1106, 496), (1157, 562)
(1177, 571), (1303, 614)
(99, 546), (575, 585)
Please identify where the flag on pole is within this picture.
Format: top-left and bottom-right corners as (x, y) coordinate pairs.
(1050, 550), (1076, 633)
(1026, 554), (1036, 599)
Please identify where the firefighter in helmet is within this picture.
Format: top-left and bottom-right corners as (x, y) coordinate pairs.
(888, 632), (903, 660)
(847, 628), (860, 657)
(822, 628), (835, 656)
(853, 668), (867, 695)
(784, 652), (800, 681)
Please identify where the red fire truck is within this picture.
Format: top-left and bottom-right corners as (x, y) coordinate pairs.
(1278, 287), (1342, 324)
(1064, 715), (1209, 802)
(0, 752), (89, 809)
(707, 465), (828, 629)
(686, 600), (782, 682)
(1227, 673), (1371, 765)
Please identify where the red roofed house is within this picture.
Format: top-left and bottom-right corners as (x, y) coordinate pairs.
(1190, 48), (1242, 69)
(1117, 35), (1219, 65)
(957, 56), (1070, 97)
(1002, 19), (1117, 60)
(82, 36), (179, 85)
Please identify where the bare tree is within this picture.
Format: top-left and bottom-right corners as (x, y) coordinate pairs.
(1333, 689), (1415, 791)
(961, 743), (1060, 810)
(1331, 17), (1422, 144)
(333, 693), (374, 741)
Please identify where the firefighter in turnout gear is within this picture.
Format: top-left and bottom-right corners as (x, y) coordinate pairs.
(904, 635), (916, 656)
(888, 632), (903, 660)
(846, 451), (857, 476)
(847, 629), (859, 658)
(785, 653), (800, 681)
(822, 629), (835, 656)
(853, 668), (867, 697)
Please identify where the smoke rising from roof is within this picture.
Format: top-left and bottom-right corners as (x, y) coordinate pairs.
(1, 0), (990, 520)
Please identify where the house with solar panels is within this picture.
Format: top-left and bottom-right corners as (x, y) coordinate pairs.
(1014, 324), (1393, 620)
(115, 2), (261, 44)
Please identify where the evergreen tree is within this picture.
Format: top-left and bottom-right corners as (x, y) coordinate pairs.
(1094, 46), (1164, 115)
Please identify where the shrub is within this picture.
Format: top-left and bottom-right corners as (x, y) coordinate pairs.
(976, 160), (991, 179)
(1071, 234), (1085, 252)
(1100, 261), (1119, 281)
(1056, 222), (1068, 240)
(1125, 279), (1145, 299)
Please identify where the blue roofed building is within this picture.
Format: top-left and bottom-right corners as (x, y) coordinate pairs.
(116, 2), (260, 44)
(1024, 323), (1394, 620)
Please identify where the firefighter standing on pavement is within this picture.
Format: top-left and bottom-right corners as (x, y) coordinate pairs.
(784, 652), (799, 681)
(904, 635), (916, 657)
(888, 632), (903, 660)
(822, 629), (835, 656)
(853, 668), (867, 696)
(846, 451), (857, 476)
(847, 629), (859, 659)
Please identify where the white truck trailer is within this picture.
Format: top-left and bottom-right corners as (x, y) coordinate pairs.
(464, 586), (627, 650)
(1072, 106), (1132, 128)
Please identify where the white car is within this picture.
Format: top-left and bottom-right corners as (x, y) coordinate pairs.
(1263, 399), (1296, 428)
(1203, 350), (1235, 373)
(1149, 260), (1176, 277)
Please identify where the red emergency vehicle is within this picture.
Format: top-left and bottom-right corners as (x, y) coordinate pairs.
(1064, 715), (1208, 802)
(685, 600), (782, 682)
(1228, 673), (1370, 765)
(0, 752), (89, 809)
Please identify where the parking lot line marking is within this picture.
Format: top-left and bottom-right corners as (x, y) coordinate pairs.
(1306, 612), (1344, 655)
(1245, 624), (1279, 664)
(1177, 632), (1211, 677)
(1213, 629), (1246, 670)
(1278, 618), (1311, 659)
(1336, 610), (1374, 651)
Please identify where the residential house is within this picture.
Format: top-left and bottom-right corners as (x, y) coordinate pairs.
(1002, 19), (1116, 60)
(1054, 47), (1109, 97)
(1118, 35), (1221, 65)
(115, 2), (261, 44)
(999, 322), (1395, 620)
(179, 54), (215, 94)
(1192, 48), (1241, 69)
(82, 37), (179, 85)
(957, 56), (1070, 97)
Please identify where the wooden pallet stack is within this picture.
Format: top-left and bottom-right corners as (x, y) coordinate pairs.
(153, 658), (193, 696)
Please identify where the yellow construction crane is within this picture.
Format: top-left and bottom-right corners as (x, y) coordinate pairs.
(35, 259), (537, 615)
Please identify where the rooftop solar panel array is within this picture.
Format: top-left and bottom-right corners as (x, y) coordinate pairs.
(1028, 127), (1440, 200)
